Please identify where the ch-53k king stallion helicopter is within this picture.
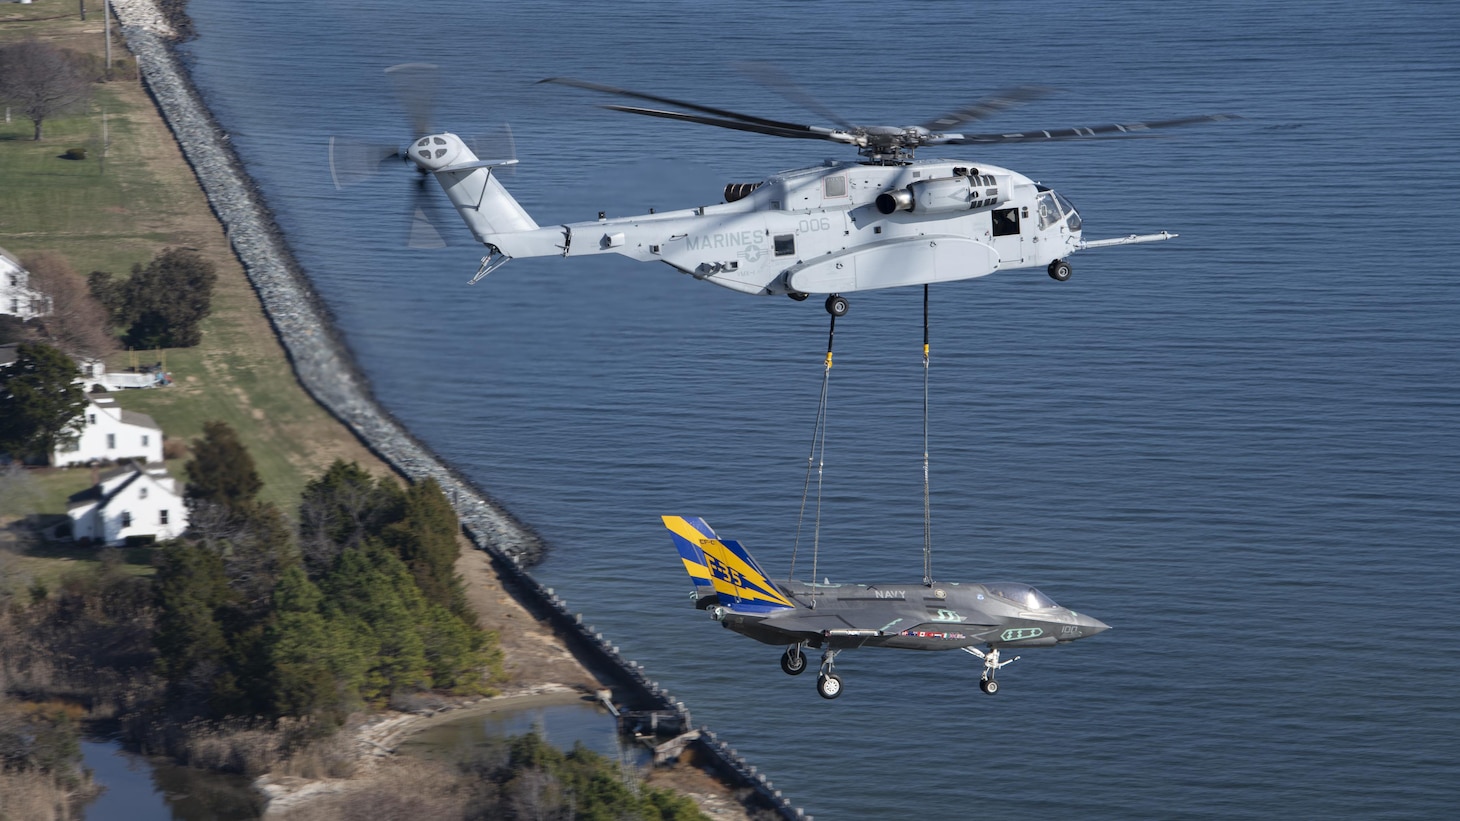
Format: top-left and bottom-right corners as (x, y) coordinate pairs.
(339, 66), (1235, 315)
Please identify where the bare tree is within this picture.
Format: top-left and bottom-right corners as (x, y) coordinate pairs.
(21, 252), (118, 362)
(0, 39), (91, 141)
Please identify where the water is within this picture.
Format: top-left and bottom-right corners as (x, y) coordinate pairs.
(169, 1), (1460, 817)
(81, 739), (259, 820)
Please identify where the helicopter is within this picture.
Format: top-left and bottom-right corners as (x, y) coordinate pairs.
(336, 66), (1235, 316)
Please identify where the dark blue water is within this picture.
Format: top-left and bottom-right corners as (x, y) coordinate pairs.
(174, 1), (1460, 817)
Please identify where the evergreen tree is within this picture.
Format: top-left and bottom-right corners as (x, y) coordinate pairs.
(153, 541), (233, 705)
(384, 477), (471, 619)
(298, 460), (404, 578)
(0, 342), (87, 463)
(321, 541), (433, 698)
(263, 566), (364, 723)
(185, 420), (263, 512)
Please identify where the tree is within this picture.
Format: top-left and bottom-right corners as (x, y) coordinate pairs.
(298, 461), (404, 578)
(21, 252), (119, 361)
(384, 477), (470, 619)
(0, 39), (91, 141)
(120, 248), (218, 349)
(185, 421), (263, 512)
(0, 342), (87, 462)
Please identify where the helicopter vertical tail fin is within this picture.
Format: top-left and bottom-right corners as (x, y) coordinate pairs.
(404, 133), (548, 247)
(662, 516), (796, 613)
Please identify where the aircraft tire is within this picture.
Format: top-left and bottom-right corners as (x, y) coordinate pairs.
(980, 678), (999, 695)
(788, 291), (810, 302)
(825, 294), (850, 317)
(816, 673), (844, 699)
(781, 649), (807, 676)
(1048, 259), (1072, 282)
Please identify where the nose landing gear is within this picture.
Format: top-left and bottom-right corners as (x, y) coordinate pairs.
(963, 645), (1019, 695)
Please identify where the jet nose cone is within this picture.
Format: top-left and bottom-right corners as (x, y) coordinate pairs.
(1077, 614), (1111, 637)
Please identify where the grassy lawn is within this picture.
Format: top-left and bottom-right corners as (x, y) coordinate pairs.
(2, 2), (392, 583)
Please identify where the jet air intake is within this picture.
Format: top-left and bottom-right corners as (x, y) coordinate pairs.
(876, 173), (1012, 215)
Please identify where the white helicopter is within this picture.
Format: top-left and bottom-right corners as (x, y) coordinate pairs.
(336, 67), (1235, 316)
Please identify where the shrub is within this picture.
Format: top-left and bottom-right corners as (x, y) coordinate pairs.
(62, 147), (87, 160)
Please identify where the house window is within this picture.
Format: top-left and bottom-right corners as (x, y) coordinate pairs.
(159, 510), (169, 525)
(121, 511), (132, 527)
(139, 487), (148, 499)
(142, 435), (150, 447)
(107, 433), (116, 449)
(8, 299), (16, 314)
(88, 414), (96, 425)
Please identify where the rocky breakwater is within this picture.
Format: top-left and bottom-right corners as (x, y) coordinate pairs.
(106, 4), (812, 817)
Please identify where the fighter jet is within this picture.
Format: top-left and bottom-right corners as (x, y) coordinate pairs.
(664, 515), (1109, 699)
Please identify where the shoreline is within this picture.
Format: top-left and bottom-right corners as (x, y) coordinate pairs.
(101, 3), (812, 819)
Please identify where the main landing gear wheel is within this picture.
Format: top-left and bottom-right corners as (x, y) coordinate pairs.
(780, 647), (807, 676)
(1048, 259), (1073, 282)
(825, 294), (849, 317)
(787, 291), (810, 302)
(816, 673), (843, 699)
(979, 678), (999, 695)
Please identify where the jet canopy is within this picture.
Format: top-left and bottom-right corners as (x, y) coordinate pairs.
(983, 582), (1059, 610)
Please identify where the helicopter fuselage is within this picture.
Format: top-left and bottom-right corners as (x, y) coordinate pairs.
(410, 132), (1173, 295)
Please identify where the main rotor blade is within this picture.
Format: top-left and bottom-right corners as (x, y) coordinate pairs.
(735, 61), (854, 130)
(540, 76), (823, 136)
(939, 113), (1243, 144)
(919, 86), (1056, 133)
(385, 62), (440, 138)
(602, 104), (848, 143)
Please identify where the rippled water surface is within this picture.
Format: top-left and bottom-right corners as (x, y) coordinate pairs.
(174, 1), (1460, 817)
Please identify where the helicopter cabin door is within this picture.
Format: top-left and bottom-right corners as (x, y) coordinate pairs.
(990, 206), (1024, 265)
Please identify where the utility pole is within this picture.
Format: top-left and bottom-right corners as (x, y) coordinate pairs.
(79, 0), (86, 22)
(104, 1), (112, 80)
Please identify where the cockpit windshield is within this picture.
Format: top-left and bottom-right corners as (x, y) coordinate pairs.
(1036, 191), (1083, 231)
(983, 582), (1059, 610)
(1054, 192), (1082, 231)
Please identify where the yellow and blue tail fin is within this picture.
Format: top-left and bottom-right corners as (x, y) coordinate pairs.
(662, 516), (796, 613)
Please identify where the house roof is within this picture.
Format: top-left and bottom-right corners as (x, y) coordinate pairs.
(118, 409), (162, 431)
(67, 460), (180, 512)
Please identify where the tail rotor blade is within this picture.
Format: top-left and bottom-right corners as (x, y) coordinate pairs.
(385, 62), (441, 138)
(328, 136), (400, 190)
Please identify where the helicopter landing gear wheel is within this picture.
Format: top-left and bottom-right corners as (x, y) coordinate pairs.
(816, 673), (843, 699)
(780, 645), (807, 676)
(1048, 259), (1073, 282)
(825, 294), (849, 317)
(787, 291), (810, 302)
(979, 677), (999, 695)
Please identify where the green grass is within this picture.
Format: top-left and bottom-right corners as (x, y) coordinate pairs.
(2, 4), (391, 580)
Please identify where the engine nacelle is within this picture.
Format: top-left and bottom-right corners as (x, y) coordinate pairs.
(724, 182), (762, 203)
(876, 173), (1012, 215)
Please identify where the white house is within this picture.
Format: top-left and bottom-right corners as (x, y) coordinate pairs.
(0, 246), (47, 321)
(52, 392), (165, 466)
(67, 460), (189, 546)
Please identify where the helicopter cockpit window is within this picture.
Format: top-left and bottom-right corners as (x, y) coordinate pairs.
(983, 583), (1058, 610)
(1036, 192), (1061, 230)
(774, 234), (795, 257)
(1054, 191), (1082, 231)
(992, 208), (1020, 237)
